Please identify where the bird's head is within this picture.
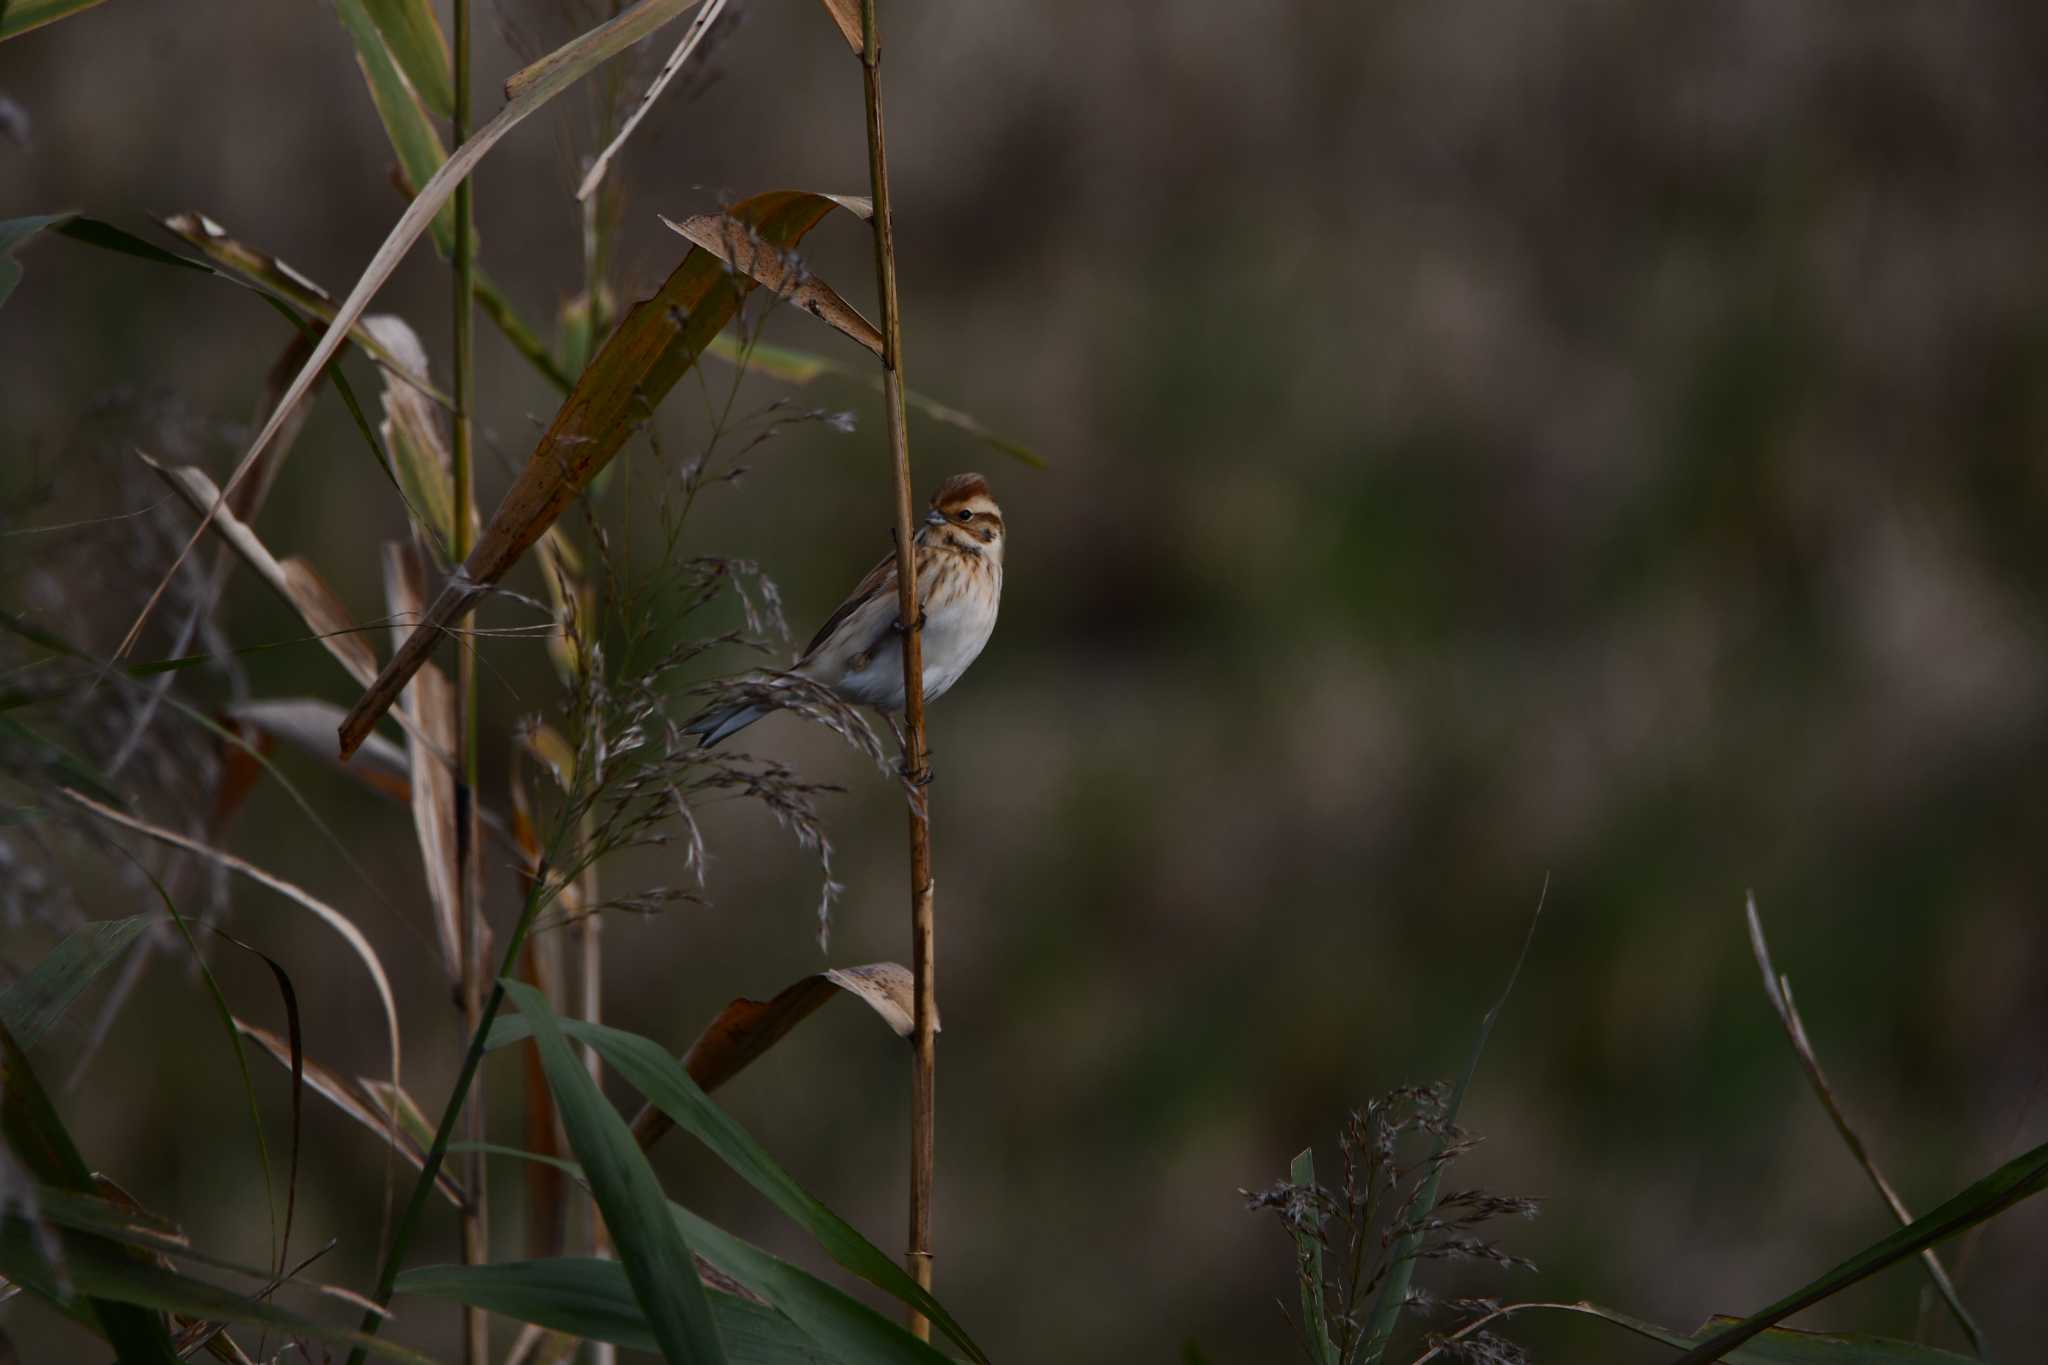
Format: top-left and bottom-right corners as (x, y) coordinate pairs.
(925, 472), (1005, 560)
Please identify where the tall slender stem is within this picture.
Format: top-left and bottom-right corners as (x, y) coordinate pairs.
(859, 0), (938, 1339)
(450, 1), (488, 1361)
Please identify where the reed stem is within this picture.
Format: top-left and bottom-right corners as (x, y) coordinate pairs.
(858, 0), (938, 1338)
(450, 1), (488, 1360)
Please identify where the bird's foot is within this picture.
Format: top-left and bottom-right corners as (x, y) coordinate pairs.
(898, 758), (934, 788)
(891, 610), (929, 635)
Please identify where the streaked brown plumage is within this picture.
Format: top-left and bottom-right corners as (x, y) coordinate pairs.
(686, 473), (1006, 747)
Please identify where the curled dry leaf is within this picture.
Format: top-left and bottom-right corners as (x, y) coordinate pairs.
(631, 963), (928, 1150)
(337, 189), (872, 760)
(362, 315), (459, 555)
(384, 541), (462, 986)
(236, 1019), (464, 1209)
(661, 207), (880, 357)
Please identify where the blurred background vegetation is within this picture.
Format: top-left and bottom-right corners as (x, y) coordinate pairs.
(4, 1), (2046, 1361)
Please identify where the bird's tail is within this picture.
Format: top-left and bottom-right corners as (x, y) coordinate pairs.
(682, 701), (770, 749)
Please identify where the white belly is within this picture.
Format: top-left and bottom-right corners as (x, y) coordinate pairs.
(814, 560), (1000, 712)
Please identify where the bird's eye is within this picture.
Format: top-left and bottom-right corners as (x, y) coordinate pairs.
(956, 509), (973, 521)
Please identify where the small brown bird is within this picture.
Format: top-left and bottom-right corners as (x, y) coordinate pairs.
(686, 473), (1006, 747)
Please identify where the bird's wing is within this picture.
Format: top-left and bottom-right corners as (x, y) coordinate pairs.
(800, 548), (901, 662)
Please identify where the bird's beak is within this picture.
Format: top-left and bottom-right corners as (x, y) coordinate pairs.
(924, 507), (947, 526)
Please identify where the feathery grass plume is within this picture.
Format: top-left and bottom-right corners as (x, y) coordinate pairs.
(1244, 1086), (1539, 1365)
(0, 394), (246, 1030)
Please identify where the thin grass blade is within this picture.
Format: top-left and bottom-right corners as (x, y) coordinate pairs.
(1359, 883), (1545, 1361)
(399, 1259), (832, 1364)
(501, 979), (726, 1365)
(0, 917), (148, 1049)
(0, 0), (109, 41)
(361, 0), (455, 117)
(1671, 1137), (2048, 1365)
(1744, 894), (1984, 1353)
(483, 1001), (983, 1363)
(0, 1018), (179, 1363)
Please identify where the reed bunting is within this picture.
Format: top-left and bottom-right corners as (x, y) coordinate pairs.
(686, 472), (1006, 747)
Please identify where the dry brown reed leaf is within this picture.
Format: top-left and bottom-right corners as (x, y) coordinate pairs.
(116, 0), (711, 665)
(362, 315), (459, 555)
(336, 190), (868, 760)
(141, 455), (378, 688)
(384, 541), (462, 985)
(630, 963), (926, 1149)
(60, 788), (405, 1171)
(661, 208), (880, 356)
(812, 0), (860, 51)
(224, 700), (413, 804)
(235, 1019), (464, 1209)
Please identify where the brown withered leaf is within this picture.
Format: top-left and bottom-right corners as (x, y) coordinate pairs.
(115, 0), (713, 665)
(235, 1019), (464, 1209)
(662, 208), (879, 357)
(814, 0), (860, 52)
(142, 455), (379, 688)
(384, 541), (462, 985)
(631, 963), (929, 1150)
(225, 699), (413, 804)
(362, 315), (460, 555)
(209, 716), (277, 840)
(338, 189), (870, 759)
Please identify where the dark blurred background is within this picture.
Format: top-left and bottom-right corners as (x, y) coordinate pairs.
(5, 1), (2048, 1361)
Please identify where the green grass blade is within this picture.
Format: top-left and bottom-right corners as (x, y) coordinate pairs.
(0, 0), (109, 41)
(1470, 1301), (1978, 1363)
(0, 1216), (445, 1365)
(0, 1019), (179, 1363)
(669, 1202), (954, 1365)
(1359, 889), (1545, 1361)
(334, 0), (463, 256)
(361, 0), (454, 117)
(484, 1014), (987, 1362)
(501, 979), (727, 1365)
(1670, 1137), (2048, 1365)
(1287, 1149), (1338, 1365)
(398, 1259), (834, 1364)
(0, 213), (73, 308)
(0, 916), (148, 1049)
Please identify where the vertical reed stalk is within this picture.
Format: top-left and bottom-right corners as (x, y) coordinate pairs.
(577, 819), (616, 1365)
(450, 1), (488, 1361)
(858, 0), (939, 1338)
